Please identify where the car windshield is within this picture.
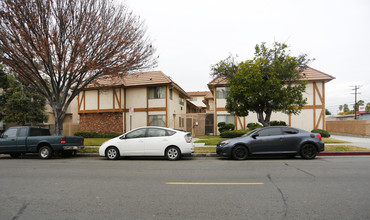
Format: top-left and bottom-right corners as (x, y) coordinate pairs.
(242, 129), (258, 137)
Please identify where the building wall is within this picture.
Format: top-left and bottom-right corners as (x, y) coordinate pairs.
(211, 81), (327, 134)
(77, 85), (188, 133)
(327, 120), (370, 136)
(189, 96), (206, 108)
(79, 112), (123, 133)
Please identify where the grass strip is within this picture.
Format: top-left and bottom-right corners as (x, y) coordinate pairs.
(324, 145), (369, 152)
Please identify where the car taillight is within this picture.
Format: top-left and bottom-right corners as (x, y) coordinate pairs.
(61, 137), (66, 144)
(184, 134), (191, 143)
(316, 134), (322, 141)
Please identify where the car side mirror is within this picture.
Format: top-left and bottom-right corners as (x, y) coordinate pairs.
(252, 134), (259, 139)
(119, 135), (126, 140)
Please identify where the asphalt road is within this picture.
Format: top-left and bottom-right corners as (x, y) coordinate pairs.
(0, 155), (369, 220)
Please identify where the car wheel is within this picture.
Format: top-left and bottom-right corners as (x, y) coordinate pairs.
(106, 147), (120, 160)
(300, 144), (317, 159)
(166, 146), (181, 161)
(10, 153), (21, 158)
(39, 146), (53, 159)
(232, 145), (248, 160)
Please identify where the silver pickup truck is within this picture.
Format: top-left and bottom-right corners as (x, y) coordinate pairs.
(0, 126), (84, 159)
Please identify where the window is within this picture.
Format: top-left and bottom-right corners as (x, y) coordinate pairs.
(29, 128), (51, 136)
(257, 127), (282, 137)
(18, 128), (28, 137)
(126, 128), (146, 139)
(148, 86), (166, 99)
(179, 117), (182, 128)
(282, 127), (298, 135)
(3, 128), (17, 138)
(217, 115), (235, 125)
(147, 128), (167, 137)
(148, 115), (166, 127)
(179, 94), (184, 105)
(169, 88), (173, 100)
(216, 87), (229, 99)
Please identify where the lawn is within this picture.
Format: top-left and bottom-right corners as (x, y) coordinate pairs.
(84, 138), (110, 146)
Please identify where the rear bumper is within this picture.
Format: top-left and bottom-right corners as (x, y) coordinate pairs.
(62, 146), (84, 150)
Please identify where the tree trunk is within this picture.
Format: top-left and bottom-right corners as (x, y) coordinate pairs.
(257, 108), (272, 127)
(52, 105), (65, 136)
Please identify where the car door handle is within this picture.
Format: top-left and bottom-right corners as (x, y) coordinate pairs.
(279, 138), (283, 142)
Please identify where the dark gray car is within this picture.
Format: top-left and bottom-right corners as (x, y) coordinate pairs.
(216, 126), (324, 160)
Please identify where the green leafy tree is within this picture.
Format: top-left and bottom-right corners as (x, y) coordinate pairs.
(366, 103), (370, 112)
(2, 76), (48, 125)
(343, 104), (350, 112)
(325, 109), (332, 115)
(212, 42), (310, 127)
(339, 105), (343, 112)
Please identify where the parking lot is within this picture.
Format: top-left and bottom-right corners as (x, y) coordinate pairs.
(1, 155), (370, 219)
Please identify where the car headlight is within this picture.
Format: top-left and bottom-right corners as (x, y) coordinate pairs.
(218, 141), (229, 147)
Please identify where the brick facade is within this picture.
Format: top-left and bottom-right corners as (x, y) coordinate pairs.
(79, 113), (123, 134)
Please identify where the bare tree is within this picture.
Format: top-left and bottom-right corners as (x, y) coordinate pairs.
(0, 0), (156, 135)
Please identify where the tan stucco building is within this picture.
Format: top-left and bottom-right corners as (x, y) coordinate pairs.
(77, 71), (189, 134)
(204, 66), (335, 135)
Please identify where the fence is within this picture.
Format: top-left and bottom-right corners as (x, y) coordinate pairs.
(326, 120), (370, 136)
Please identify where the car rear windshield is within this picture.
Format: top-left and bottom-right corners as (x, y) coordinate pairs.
(29, 128), (51, 136)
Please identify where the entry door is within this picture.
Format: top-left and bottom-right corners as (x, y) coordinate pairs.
(145, 128), (169, 156)
(250, 127), (284, 154)
(0, 127), (18, 153)
(118, 128), (147, 156)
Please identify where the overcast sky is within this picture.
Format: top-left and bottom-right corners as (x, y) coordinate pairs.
(123, 0), (370, 115)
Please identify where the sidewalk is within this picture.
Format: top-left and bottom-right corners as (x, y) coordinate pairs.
(329, 134), (370, 149)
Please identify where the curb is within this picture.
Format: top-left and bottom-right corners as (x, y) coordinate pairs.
(318, 151), (370, 156)
(78, 152), (370, 157)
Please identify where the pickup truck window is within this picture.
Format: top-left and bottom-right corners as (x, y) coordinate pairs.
(29, 128), (51, 136)
(3, 128), (17, 138)
(19, 127), (28, 137)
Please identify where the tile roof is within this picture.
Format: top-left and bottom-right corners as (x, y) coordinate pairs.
(208, 66), (335, 88)
(84, 71), (189, 98)
(301, 66), (335, 82)
(187, 91), (210, 97)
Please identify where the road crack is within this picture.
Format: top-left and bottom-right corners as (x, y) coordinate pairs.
(285, 163), (316, 178)
(12, 201), (28, 220)
(267, 174), (287, 219)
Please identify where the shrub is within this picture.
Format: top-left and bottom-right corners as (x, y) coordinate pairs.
(74, 131), (120, 138)
(270, 121), (287, 126)
(247, 123), (262, 130)
(220, 130), (248, 138)
(218, 122), (235, 133)
(311, 129), (330, 138)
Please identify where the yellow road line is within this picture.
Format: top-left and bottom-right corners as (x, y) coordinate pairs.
(166, 182), (264, 185)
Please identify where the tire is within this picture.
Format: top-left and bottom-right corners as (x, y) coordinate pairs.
(10, 153), (21, 158)
(166, 146), (181, 161)
(106, 147), (120, 160)
(232, 145), (248, 160)
(39, 145), (53, 159)
(300, 144), (317, 159)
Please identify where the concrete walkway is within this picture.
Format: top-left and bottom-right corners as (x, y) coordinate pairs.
(330, 135), (370, 149)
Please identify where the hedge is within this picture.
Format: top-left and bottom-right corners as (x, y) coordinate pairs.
(220, 130), (249, 138)
(270, 121), (287, 126)
(218, 122), (235, 133)
(74, 131), (120, 138)
(311, 129), (331, 138)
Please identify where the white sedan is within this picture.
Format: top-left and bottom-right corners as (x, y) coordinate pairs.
(99, 126), (195, 160)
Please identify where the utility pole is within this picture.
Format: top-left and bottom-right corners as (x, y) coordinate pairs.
(351, 85), (361, 119)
